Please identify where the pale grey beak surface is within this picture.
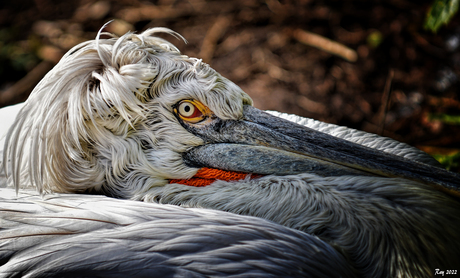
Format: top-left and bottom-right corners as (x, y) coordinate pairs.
(182, 105), (460, 197)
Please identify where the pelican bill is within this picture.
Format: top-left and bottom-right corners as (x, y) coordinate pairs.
(181, 105), (460, 196)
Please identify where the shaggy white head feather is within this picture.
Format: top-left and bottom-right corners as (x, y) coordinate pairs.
(1, 26), (251, 199)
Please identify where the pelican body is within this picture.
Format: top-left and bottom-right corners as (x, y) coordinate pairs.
(1, 25), (459, 277)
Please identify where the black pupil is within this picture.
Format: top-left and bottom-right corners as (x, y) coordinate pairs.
(184, 105), (191, 113)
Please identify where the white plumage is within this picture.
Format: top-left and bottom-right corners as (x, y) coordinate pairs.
(0, 188), (356, 277)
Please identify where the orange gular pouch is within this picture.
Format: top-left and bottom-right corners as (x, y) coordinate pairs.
(169, 168), (264, 187)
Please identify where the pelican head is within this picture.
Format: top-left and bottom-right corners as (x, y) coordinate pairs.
(3, 27), (254, 198)
(2, 26), (460, 277)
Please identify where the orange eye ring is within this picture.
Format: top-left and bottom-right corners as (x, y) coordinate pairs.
(174, 100), (212, 124)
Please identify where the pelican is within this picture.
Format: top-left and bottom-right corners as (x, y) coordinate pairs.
(1, 25), (459, 277)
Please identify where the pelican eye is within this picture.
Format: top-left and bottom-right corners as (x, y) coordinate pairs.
(178, 102), (199, 117)
(174, 100), (211, 124)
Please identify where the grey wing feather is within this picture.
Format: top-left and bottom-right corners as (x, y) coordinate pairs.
(0, 188), (356, 278)
(268, 111), (441, 167)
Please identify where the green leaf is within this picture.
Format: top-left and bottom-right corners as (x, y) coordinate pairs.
(425, 0), (459, 33)
(367, 31), (384, 48)
(432, 152), (460, 171)
(429, 113), (460, 125)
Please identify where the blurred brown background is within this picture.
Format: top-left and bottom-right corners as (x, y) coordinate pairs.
(0, 0), (459, 171)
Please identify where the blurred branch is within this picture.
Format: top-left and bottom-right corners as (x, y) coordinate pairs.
(292, 29), (358, 62)
(378, 69), (394, 136)
(117, 2), (236, 23)
(427, 95), (460, 109)
(297, 95), (327, 114)
(199, 16), (231, 63)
